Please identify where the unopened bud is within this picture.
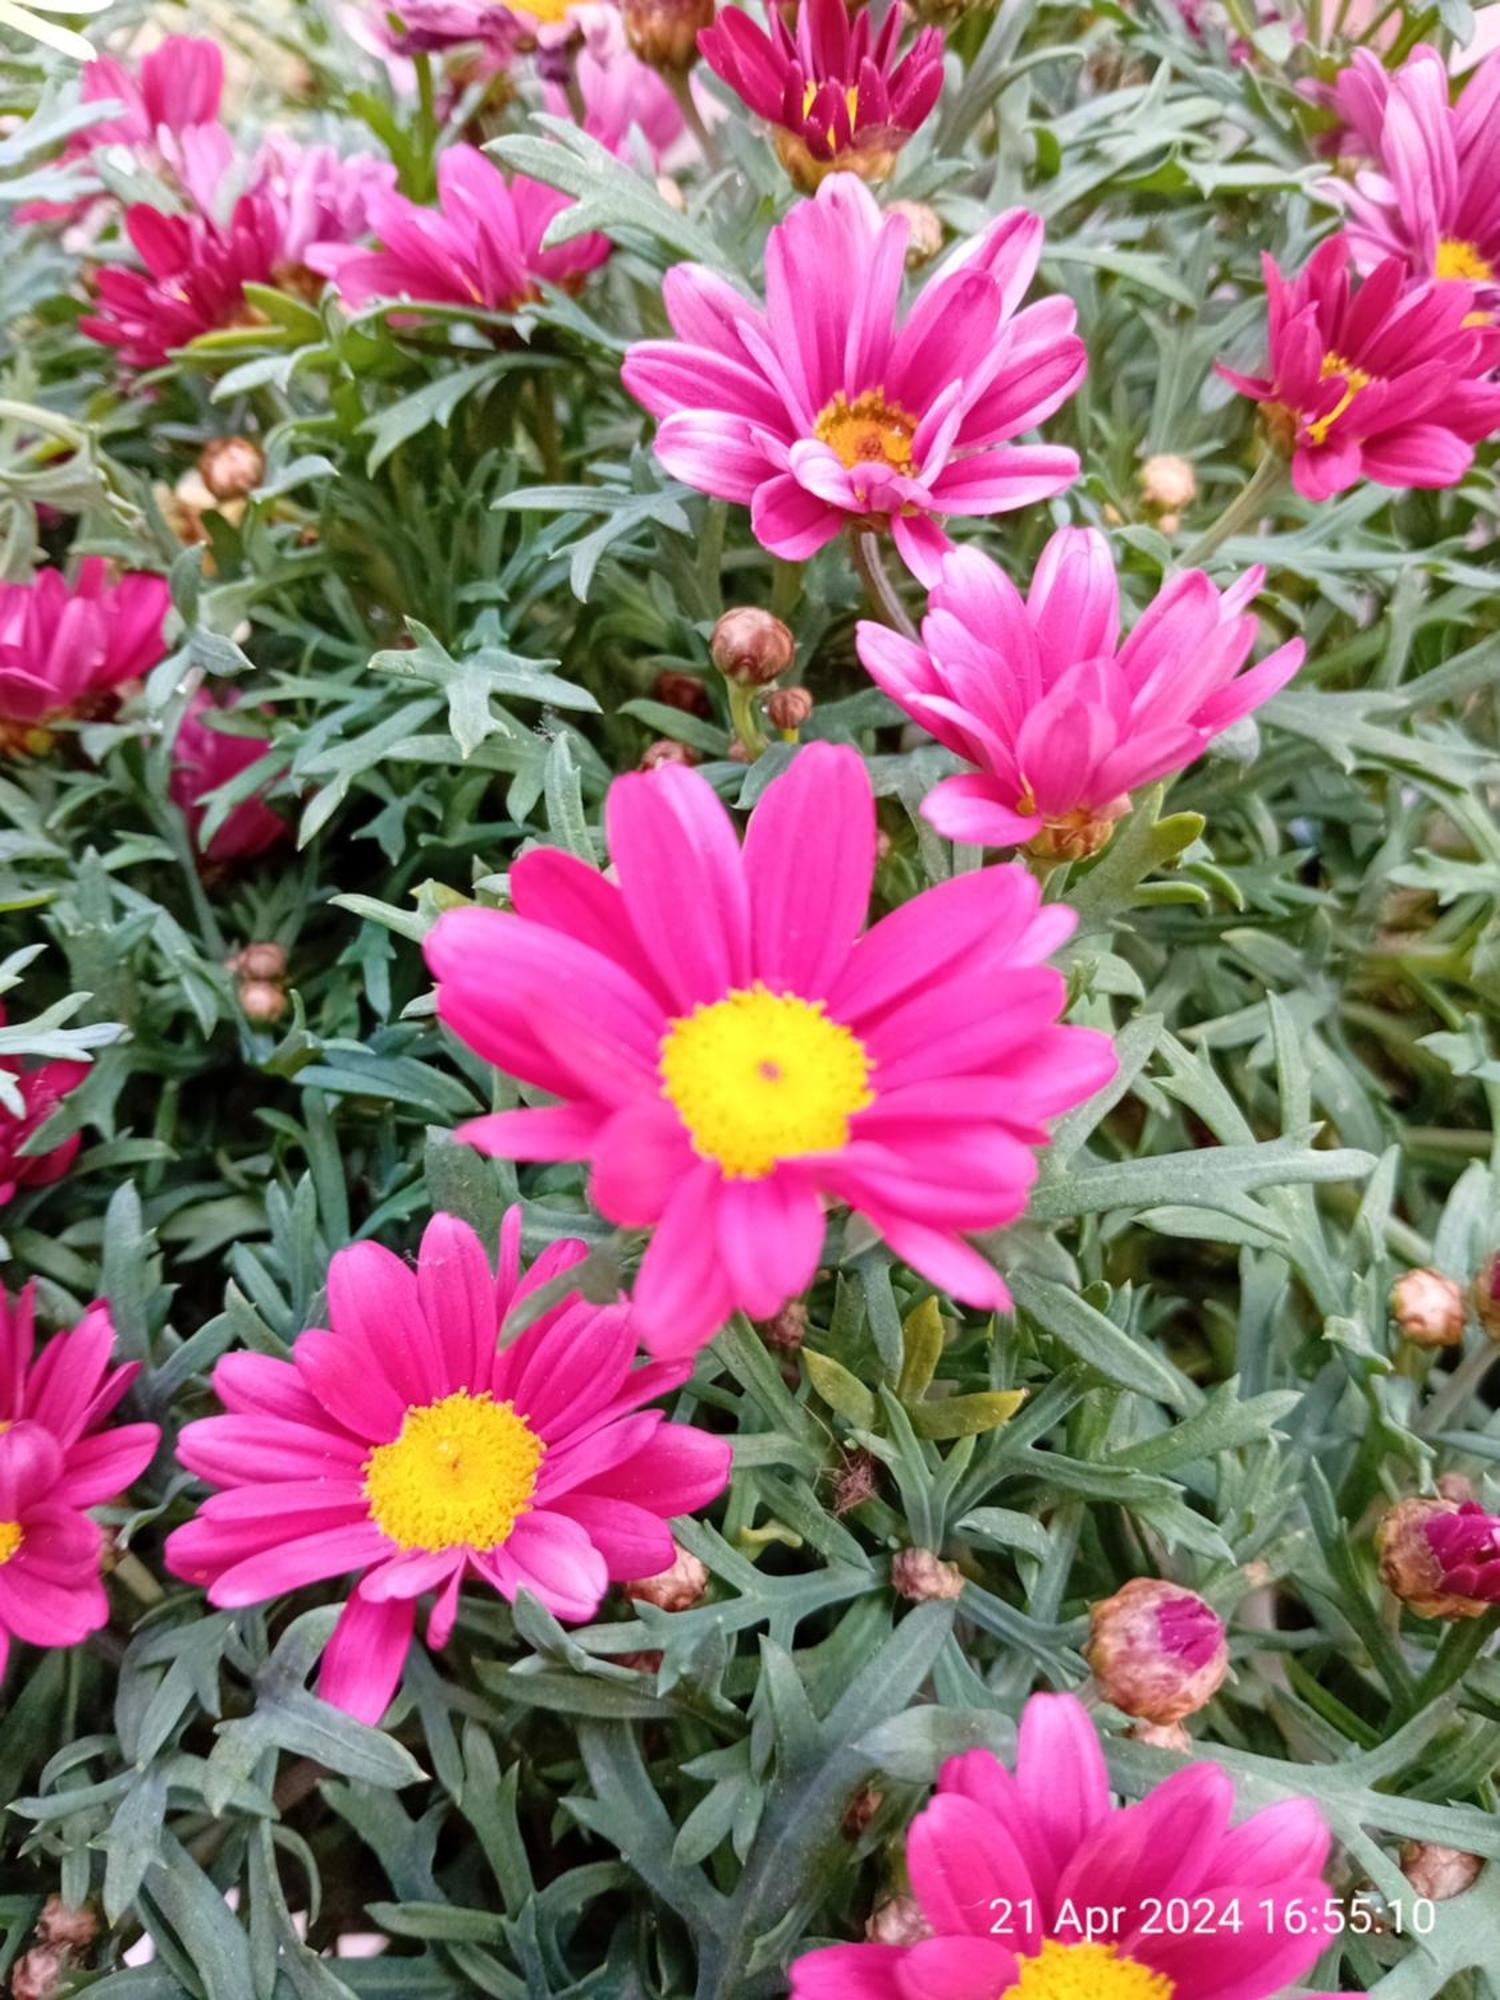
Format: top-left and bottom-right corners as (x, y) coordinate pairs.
(235, 940), (288, 983)
(625, 1542), (709, 1612)
(622, 0), (714, 70)
(767, 687), (814, 735)
(1399, 1841), (1483, 1902)
(1472, 1252), (1500, 1339)
(1139, 453), (1198, 511)
(617, 1648), (665, 1673)
(640, 738), (699, 770)
(239, 978), (288, 1025)
(866, 1895), (933, 1946)
(10, 1949), (65, 2000)
(886, 199), (944, 268)
(198, 436), (265, 503)
(1377, 1496), (1492, 1620)
(1027, 796), (1131, 864)
(36, 1900), (96, 1953)
(759, 1299), (806, 1352)
(1390, 1267), (1466, 1348)
(653, 669), (712, 718)
(841, 1785), (883, 1839)
(1127, 1719), (1193, 1751)
(711, 607), (795, 687)
(1087, 1578), (1229, 1724)
(891, 1547), (964, 1602)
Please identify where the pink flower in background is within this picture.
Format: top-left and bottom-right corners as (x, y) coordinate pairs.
(364, 0), (520, 53)
(168, 691), (288, 864)
(1330, 46), (1500, 292)
(621, 175), (1083, 583)
(308, 144), (611, 312)
(700, 0), (944, 189)
(80, 148), (392, 370)
(544, 14), (689, 164)
(166, 1210), (730, 1724)
(1218, 236), (1500, 500)
(791, 1691), (1353, 2000)
(858, 530), (1304, 854)
(0, 1289), (160, 1681)
(0, 561), (170, 743)
(425, 744), (1115, 1356)
(0, 1009), (87, 1208)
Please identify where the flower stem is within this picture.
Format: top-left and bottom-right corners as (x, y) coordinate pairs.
(668, 68), (720, 174)
(1179, 454), (1289, 569)
(532, 373), (563, 483)
(112, 1549), (164, 1606)
(728, 681), (767, 760)
(850, 528), (917, 640)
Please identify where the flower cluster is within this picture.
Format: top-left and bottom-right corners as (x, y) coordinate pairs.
(0, 561), (170, 751)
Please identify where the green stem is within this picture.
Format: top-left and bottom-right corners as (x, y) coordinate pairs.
(667, 68), (720, 173)
(849, 527), (917, 639)
(1179, 454), (1289, 569)
(113, 1549), (165, 1606)
(532, 373), (563, 483)
(727, 680), (767, 760)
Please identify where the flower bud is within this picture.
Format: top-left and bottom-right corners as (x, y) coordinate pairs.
(235, 941), (288, 983)
(625, 1541), (709, 1612)
(36, 1901), (97, 1953)
(885, 199), (944, 269)
(640, 738), (699, 770)
(11, 1949), (65, 2000)
(1399, 1841), (1483, 1903)
(1139, 453), (1198, 511)
(841, 1785), (883, 1838)
(617, 1647), (665, 1673)
(711, 607), (796, 687)
(1472, 1252), (1500, 1339)
(654, 669), (712, 718)
(759, 1299), (806, 1353)
(833, 1446), (879, 1515)
(866, 1895), (933, 1947)
(1027, 796), (1132, 864)
(891, 1547), (964, 1602)
(198, 436), (266, 503)
(1377, 1496), (1496, 1620)
(239, 978), (289, 1026)
(1087, 1578), (1229, 1724)
(623, 0), (714, 70)
(1390, 1267), (1466, 1348)
(767, 687), (814, 735)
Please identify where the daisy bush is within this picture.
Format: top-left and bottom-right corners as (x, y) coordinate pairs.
(2, 0), (1500, 1992)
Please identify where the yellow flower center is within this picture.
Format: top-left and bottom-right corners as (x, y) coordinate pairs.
(1013, 1941), (1174, 2000)
(1436, 237), (1494, 283)
(801, 79), (861, 141)
(1306, 350), (1372, 445)
(364, 1392), (543, 1552)
(813, 389), (919, 474)
(658, 981), (875, 1180)
(520, 0), (582, 21)
(0, 1521), (21, 1565)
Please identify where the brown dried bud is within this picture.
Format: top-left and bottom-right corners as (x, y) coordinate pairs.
(625, 1542), (709, 1612)
(36, 1900), (96, 1952)
(10, 1949), (65, 2000)
(640, 738), (699, 771)
(711, 607), (796, 687)
(1390, 1267), (1466, 1348)
(865, 1895), (934, 1947)
(1399, 1841), (1483, 1903)
(198, 435), (265, 503)
(1472, 1252), (1500, 1339)
(892, 1547), (964, 1602)
(886, 199), (944, 268)
(759, 1300), (806, 1353)
(767, 687), (814, 734)
(622, 0), (714, 70)
(235, 941), (288, 983)
(1376, 1496), (1490, 1620)
(1127, 1719), (1193, 1752)
(1026, 796), (1132, 864)
(1086, 1577), (1230, 1724)
(617, 1648), (665, 1673)
(239, 978), (289, 1025)
(833, 1447), (879, 1515)
(841, 1785), (884, 1839)
(653, 669), (712, 718)
(1139, 453), (1198, 511)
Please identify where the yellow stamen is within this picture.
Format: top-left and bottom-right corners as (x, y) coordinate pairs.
(0, 1521), (21, 1565)
(518, 0), (581, 21)
(1436, 237), (1494, 283)
(364, 1391), (543, 1552)
(1306, 350), (1372, 446)
(813, 388), (919, 474)
(801, 79), (861, 144)
(1013, 1941), (1175, 2000)
(659, 982), (875, 1179)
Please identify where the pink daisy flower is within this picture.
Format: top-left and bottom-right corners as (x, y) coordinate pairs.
(621, 175), (1084, 583)
(80, 146), (395, 372)
(699, 0), (944, 191)
(1331, 45), (1500, 293)
(0, 1287), (160, 1682)
(857, 530), (1305, 857)
(168, 690), (288, 864)
(1217, 235), (1500, 500)
(544, 11), (690, 166)
(0, 560), (170, 751)
(0, 1008), (87, 1208)
(307, 144), (611, 314)
(165, 1209), (731, 1725)
(364, 0), (521, 53)
(423, 744), (1116, 1358)
(791, 1691), (1354, 2000)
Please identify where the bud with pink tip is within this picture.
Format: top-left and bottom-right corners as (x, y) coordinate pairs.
(759, 1299), (806, 1352)
(865, 1895), (933, 1947)
(198, 436), (266, 503)
(1472, 1252), (1500, 1339)
(640, 738), (700, 771)
(11, 1949), (66, 2000)
(234, 941), (288, 983)
(1377, 1495), (1500, 1619)
(35, 1901), (96, 1953)
(891, 1547), (964, 1601)
(767, 686), (814, 735)
(1400, 1841), (1483, 1902)
(1139, 453), (1198, 511)
(710, 607), (796, 687)
(1086, 1577), (1229, 1723)
(623, 0), (714, 70)
(1391, 1267), (1466, 1347)
(625, 1541), (709, 1612)
(239, 979), (288, 1026)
